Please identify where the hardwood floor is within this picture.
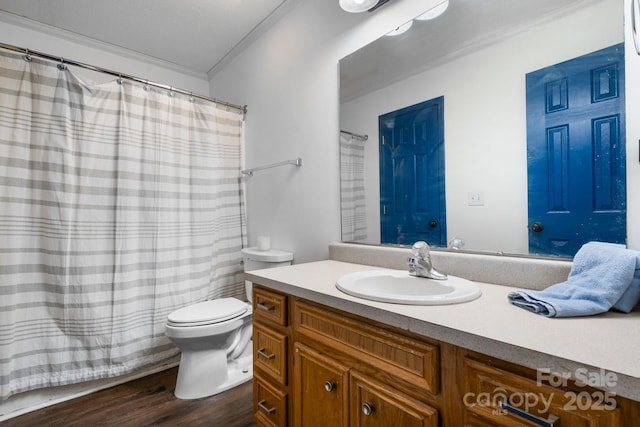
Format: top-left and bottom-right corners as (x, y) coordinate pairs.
(2, 367), (257, 427)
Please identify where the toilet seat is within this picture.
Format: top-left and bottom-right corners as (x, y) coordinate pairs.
(167, 298), (248, 327)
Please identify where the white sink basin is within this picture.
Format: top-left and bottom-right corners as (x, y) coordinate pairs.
(336, 269), (481, 305)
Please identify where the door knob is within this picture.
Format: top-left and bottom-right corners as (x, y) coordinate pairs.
(428, 220), (438, 228)
(530, 222), (544, 233)
(324, 381), (336, 392)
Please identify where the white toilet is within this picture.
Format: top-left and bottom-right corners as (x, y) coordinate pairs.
(165, 246), (293, 400)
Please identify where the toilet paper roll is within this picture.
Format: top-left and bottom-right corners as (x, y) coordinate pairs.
(257, 236), (271, 251)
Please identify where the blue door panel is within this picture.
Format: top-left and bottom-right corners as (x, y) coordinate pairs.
(593, 115), (624, 210)
(592, 64), (619, 101)
(546, 125), (569, 212)
(526, 43), (626, 257)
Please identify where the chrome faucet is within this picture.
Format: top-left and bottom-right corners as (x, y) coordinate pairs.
(407, 241), (448, 280)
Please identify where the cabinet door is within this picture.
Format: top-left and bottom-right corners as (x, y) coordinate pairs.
(350, 371), (438, 427)
(293, 343), (350, 427)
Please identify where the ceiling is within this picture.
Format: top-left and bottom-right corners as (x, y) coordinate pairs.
(0, 0), (298, 78)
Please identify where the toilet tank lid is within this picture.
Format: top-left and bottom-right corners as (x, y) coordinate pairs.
(241, 247), (293, 262)
(167, 298), (248, 325)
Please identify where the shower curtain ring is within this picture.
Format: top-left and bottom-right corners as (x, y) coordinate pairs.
(23, 49), (32, 62)
(117, 74), (124, 85)
(57, 58), (66, 70)
(168, 86), (175, 97)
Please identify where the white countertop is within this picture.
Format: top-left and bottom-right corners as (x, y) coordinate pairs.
(246, 260), (640, 401)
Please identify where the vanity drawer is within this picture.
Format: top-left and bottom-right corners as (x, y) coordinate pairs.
(253, 286), (288, 326)
(293, 300), (440, 395)
(254, 374), (288, 427)
(463, 358), (620, 426)
(254, 322), (288, 385)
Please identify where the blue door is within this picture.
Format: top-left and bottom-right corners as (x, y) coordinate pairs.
(379, 97), (446, 246)
(526, 43), (626, 257)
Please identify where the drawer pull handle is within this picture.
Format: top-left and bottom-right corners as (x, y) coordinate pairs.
(361, 402), (375, 416)
(257, 348), (276, 360)
(499, 400), (559, 427)
(324, 381), (336, 392)
(257, 302), (275, 312)
(258, 399), (276, 415)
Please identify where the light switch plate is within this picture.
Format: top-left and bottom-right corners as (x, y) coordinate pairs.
(468, 191), (484, 206)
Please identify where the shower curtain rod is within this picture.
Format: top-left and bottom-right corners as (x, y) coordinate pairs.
(0, 41), (248, 114)
(340, 129), (368, 141)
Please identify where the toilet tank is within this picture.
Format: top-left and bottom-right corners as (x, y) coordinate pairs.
(241, 247), (294, 271)
(241, 247), (294, 301)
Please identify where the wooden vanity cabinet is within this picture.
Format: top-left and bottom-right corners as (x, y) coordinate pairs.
(251, 284), (640, 427)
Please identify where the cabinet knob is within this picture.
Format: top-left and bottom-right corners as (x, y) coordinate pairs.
(361, 402), (375, 416)
(324, 381), (336, 392)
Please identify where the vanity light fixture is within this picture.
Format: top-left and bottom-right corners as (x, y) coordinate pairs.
(386, 20), (413, 36)
(385, 0), (448, 36)
(415, 0), (449, 20)
(339, 0), (391, 13)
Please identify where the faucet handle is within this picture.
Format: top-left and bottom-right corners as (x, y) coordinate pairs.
(411, 241), (431, 259)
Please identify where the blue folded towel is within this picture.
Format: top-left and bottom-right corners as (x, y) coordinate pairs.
(508, 242), (640, 317)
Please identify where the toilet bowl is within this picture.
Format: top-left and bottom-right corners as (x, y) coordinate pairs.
(165, 297), (253, 399)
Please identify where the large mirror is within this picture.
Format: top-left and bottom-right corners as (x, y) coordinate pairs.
(339, 0), (624, 257)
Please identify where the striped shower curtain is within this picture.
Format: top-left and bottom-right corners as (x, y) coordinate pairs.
(0, 50), (246, 400)
(340, 132), (367, 242)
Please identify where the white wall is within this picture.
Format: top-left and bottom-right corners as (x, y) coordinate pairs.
(209, 0), (442, 263)
(341, 0), (622, 254)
